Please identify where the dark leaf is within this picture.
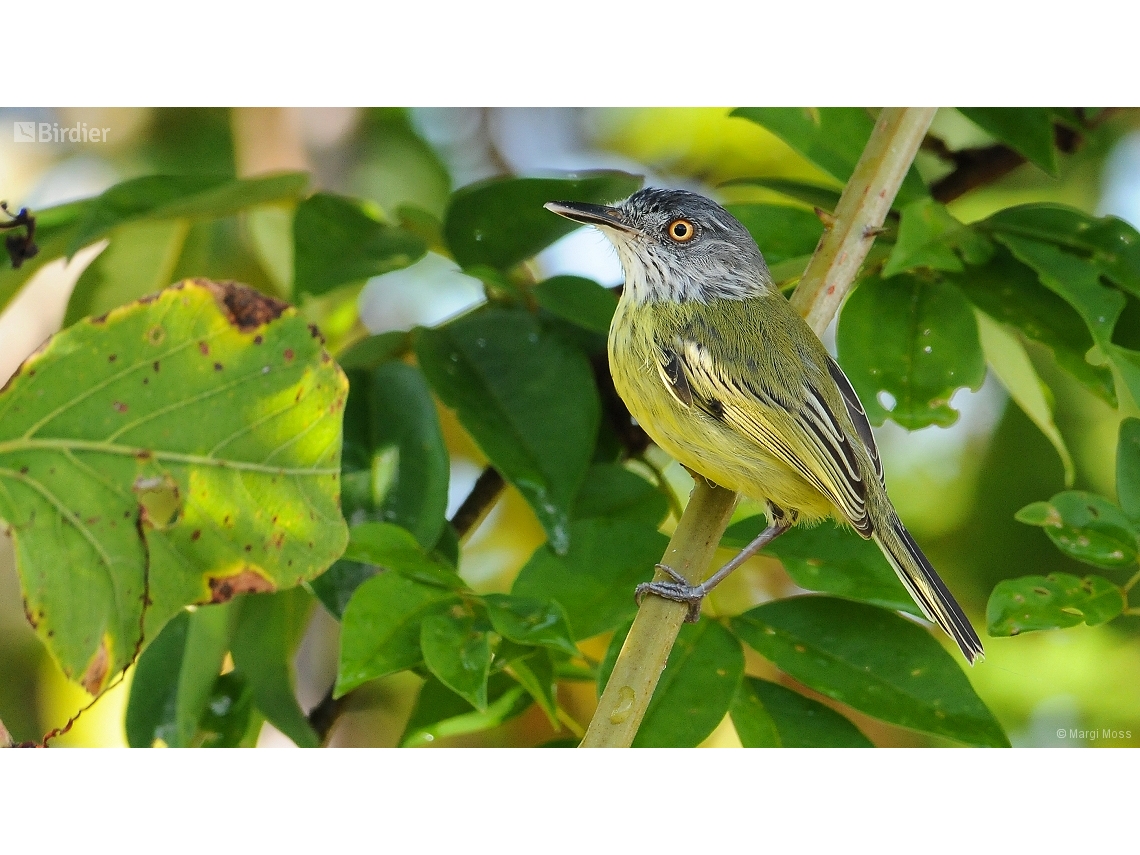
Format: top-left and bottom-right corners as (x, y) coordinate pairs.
(732, 596), (1008, 746)
(837, 273), (987, 428)
(730, 677), (873, 747)
(718, 178), (842, 214)
(572, 463), (669, 527)
(336, 331), (413, 371)
(1117, 418), (1140, 522)
(723, 203), (825, 265)
(307, 559), (379, 620)
(987, 573), (1126, 636)
(533, 275), (617, 335)
(293, 192), (426, 295)
(506, 647), (560, 728)
(957, 108), (1058, 175)
(230, 588), (319, 748)
(125, 610), (190, 748)
(416, 308), (601, 553)
(599, 619), (744, 747)
(443, 171), (642, 270)
(196, 671), (254, 748)
(512, 518), (668, 640)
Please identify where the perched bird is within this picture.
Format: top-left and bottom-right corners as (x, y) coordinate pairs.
(545, 188), (984, 664)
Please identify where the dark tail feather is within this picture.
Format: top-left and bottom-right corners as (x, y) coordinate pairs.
(873, 517), (984, 665)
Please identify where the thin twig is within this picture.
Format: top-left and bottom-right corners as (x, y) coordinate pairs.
(580, 107), (937, 749)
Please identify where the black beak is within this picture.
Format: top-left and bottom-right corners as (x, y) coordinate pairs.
(544, 200), (638, 234)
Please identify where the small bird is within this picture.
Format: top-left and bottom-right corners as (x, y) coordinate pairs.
(545, 188), (984, 664)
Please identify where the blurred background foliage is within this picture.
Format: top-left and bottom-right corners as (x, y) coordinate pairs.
(0, 107), (1137, 747)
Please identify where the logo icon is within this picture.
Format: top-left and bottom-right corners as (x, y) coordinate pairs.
(13, 122), (36, 143)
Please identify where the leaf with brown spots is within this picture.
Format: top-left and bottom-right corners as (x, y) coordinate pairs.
(0, 279), (348, 694)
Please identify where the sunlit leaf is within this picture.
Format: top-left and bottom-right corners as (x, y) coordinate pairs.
(416, 308), (600, 554)
(987, 572), (1125, 636)
(512, 518), (667, 640)
(1015, 491), (1138, 569)
(599, 619), (744, 748)
(342, 521), (464, 589)
(730, 108), (927, 205)
(730, 677), (873, 747)
(0, 280), (348, 693)
(732, 597), (1008, 746)
(443, 171), (643, 271)
(837, 273), (986, 429)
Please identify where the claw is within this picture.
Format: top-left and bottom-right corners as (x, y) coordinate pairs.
(634, 579), (704, 623)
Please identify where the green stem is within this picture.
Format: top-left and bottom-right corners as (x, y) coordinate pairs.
(1123, 567), (1140, 594)
(580, 107), (936, 749)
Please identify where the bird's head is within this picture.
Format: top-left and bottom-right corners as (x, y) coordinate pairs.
(545, 187), (772, 303)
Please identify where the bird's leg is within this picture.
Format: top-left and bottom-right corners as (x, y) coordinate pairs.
(635, 504), (794, 622)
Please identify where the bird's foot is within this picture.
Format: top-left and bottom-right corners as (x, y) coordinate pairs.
(635, 564), (704, 622)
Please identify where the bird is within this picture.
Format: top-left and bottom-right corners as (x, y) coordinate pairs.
(544, 188), (984, 665)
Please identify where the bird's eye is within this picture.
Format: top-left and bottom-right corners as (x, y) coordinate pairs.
(667, 218), (695, 242)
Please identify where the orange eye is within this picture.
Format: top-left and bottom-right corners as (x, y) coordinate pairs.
(668, 219), (695, 242)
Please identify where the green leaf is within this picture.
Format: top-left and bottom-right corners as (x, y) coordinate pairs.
(722, 204), (825, 265)
(599, 619), (744, 748)
(400, 673), (533, 747)
(67, 173), (309, 254)
(196, 671), (254, 748)
(837, 273), (987, 429)
(512, 518), (668, 640)
(533, 276), (617, 335)
(125, 610), (190, 747)
(336, 571), (463, 696)
(416, 308), (600, 553)
(1117, 418), (1140, 522)
(230, 588), (318, 748)
(443, 171), (643, 270)
(572, 463), (669, 527)
(0, 280), (348, 693)
(943, 246), (1114, 403)
(64, 219), (189, 327)
(718, 178), (842, 213)
(420, 613), (492, 710)
(882, 198), (993, 278)
(994, 234), (1140, 402)
(342, 521), (464, 589)
(293, 192), (426, 296)
(732, 597), (1008, 746)
(0, 200), (91, 314)
(987, 573), (1126, 636)
(505, 647), (560, 728)
(482, 593), (579, 657)
(731, 108), (927, 205)
(730, 677), (873, 747)
(975, 311), (1075, 485)
(307, 559), (377, 620)
(722, 517), (919, 615)
(175, 601), (241, 747)
(341, 362), (449, 548)
(336, 331), (413, 371)
(1015, 491), (1138, 569)
(958, 108), (1058, 175)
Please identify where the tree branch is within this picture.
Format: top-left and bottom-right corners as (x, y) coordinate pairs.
(580, 107), (937, 749)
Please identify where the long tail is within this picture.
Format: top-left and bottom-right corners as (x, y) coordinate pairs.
(873, 515), (984, 665)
